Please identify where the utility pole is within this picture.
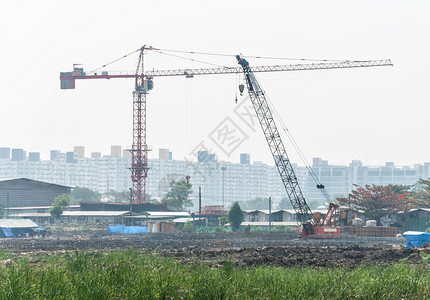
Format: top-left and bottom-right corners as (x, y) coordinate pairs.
(269, 196), (272, 231)
(6, 193), (9, 219)
(221, 166), (227, 207)
(199, 186), (202, 223)
(129, 188), (133, 216)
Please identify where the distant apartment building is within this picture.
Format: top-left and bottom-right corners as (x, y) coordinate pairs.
(110, 146), (122, 158)
(91, 152), (102, 159)
(0, 148), (10, 160)
(159, 148), (172, 160)
(306, 158), (430, 204)
(73, 146), (85, 158)
(0, 146), (428, 208)
(11, 149), (25, 161)
(28, 152), (40, 162)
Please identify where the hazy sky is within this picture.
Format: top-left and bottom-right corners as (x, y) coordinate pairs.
(1, 1), (429, 167)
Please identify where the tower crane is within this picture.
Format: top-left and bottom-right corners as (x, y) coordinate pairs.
(60, 46), (392, 226)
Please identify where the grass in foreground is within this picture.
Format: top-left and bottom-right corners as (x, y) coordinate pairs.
(0, 249), (428, 299)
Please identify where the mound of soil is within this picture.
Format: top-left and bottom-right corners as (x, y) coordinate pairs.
(0, 232), (406, 252)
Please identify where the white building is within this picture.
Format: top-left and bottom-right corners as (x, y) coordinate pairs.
(0, 147), (429, 208)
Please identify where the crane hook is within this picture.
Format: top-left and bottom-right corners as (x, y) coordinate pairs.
(239, 84), (245, 96)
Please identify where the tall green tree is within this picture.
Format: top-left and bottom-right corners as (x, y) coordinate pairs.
(161, 180), (193, 211)
(337, 184), (412, 225)
(228, 202), (244, 231)
(50, 194), (71, 222)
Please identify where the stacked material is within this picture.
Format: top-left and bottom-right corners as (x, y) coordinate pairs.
(344, 226), (396, 237)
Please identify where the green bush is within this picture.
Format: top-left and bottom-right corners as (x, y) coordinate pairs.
(182, 221), (195, 232)
(214, 226), (226, 232)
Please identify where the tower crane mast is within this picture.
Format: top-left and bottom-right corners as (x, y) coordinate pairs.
(60, 46), (392, 217)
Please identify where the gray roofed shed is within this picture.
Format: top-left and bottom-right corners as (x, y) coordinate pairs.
(0, 219), (38, 228)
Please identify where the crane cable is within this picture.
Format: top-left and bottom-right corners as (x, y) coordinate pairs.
(87, 45), (357, 76)
(89, 48), (142, 73)
(157, 47), (352, 63)
(260, 85), (334, 204)
(152, 49), (234, 69)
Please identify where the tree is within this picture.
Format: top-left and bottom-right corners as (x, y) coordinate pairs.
(277, 197), (293, 210)
(102, 190), (129, 203)
(182, 220), (195, 232)
(337, 184), (412, 225)
(161, 180), (193, 211)
(412, 178), (430, 207)
(50, 194), (71, 222)
(70, 187), (101, 203)
(240, 197), (268, 210)
(228, 202), (244, 231)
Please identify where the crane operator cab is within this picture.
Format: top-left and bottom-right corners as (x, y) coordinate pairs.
(135, 78), (154, 94)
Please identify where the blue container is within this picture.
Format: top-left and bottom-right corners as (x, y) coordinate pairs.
(403, 231), (430, 248)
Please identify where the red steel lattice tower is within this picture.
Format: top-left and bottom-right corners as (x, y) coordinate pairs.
(130, 47), (151, 204)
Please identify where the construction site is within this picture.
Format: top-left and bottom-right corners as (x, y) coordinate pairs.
(2, 1), (429, 297)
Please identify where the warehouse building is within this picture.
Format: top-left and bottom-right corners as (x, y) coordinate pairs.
(0, 178), (71, 208)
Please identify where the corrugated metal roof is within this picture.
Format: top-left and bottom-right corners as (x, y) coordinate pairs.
(16, 211), (130, 217)
(142, 211), (190, 217)
(243, 209), (294, 214)
(243, 209), (331, 215)
(0, 178), (71, 189)
(237, 221), (299, 226)
(173, 217), (195, 223)
(407, 208), (430, 213)
(0, 219), (38, 228)
(9, 205), (80, 210)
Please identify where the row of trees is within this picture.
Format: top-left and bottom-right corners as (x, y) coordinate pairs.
(236, 179), (430, 228)
(55, 178), (430, 228)
(336, 179), (430, 226)
(69, 180), (194, 211)
(230, 179), (430, 231)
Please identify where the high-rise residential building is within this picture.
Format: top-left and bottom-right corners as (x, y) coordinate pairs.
(0, 148), (10, 159)
(240, 153), (250, 165)
(91, 152), (102, 159)
(28, 152), (40, 162)
(50, 150), (60, 161)
(159, 149), (170, 160)
(74, 146), (85, 158)
(123, 149), (131, 158)
(66, 152), (77, 163)
(198, 151), (216, 163)
(111, 145), (122, 158)
(0, 146), (428, 209)
(11, 149), (24, 161)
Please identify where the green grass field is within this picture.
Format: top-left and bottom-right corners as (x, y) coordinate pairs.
(0, 249), (428, 299)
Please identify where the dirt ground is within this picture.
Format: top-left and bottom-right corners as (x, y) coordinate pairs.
(0, 230), (426, 268)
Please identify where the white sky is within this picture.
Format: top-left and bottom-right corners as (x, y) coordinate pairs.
(0, 0), (429, 167)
